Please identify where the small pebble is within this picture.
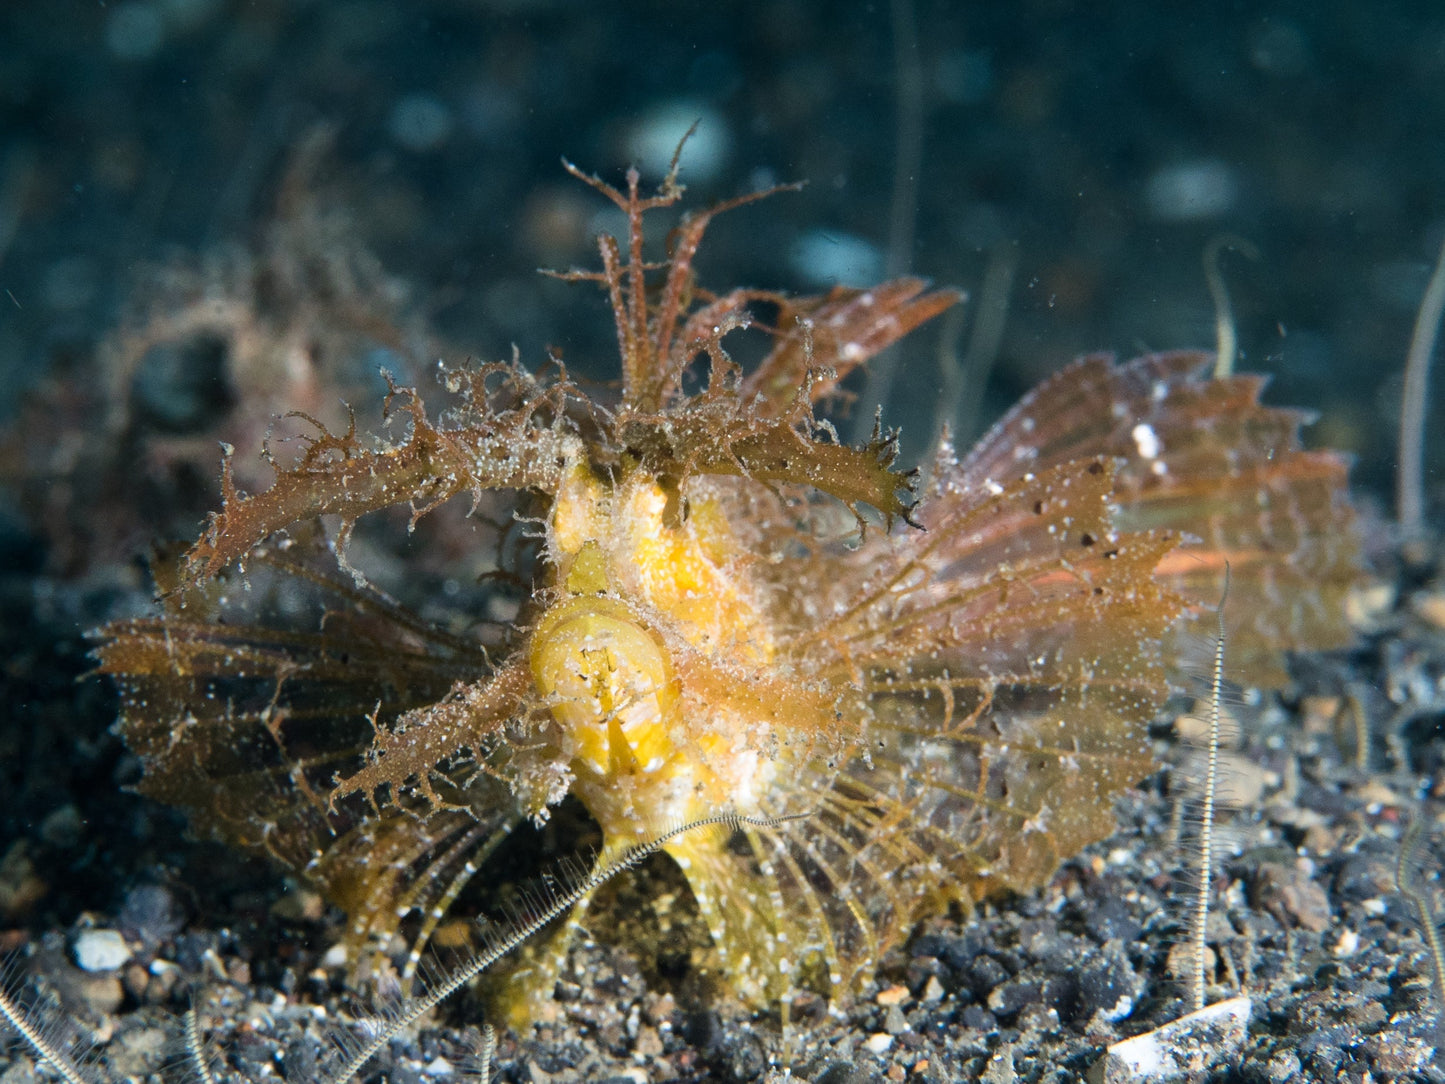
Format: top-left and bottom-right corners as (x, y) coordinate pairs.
(271, 886), (325, 923)
(863, 1032), (894, 1055)
(1143, 159), (1238, 221)
(1251, 861), (1332, 932)
(988, 979), (1042, 1016)
(74, 929), (132, 972)
(77, 973), (124, 1016)
(634, 1025), (664, 1058)
(876, 983), (910, 1006)
(1410, 589), (1445, 629)
(39, 805), (85, 849)
(388, 94), (454, 153)
(790, 229), (884, 288)
(884, 1005), (909, 1035)
(1346, 582), (1394, 628)
(1298, 695), (1341, 735)
(1352, 780), (1401, 808)
(624, 101), (730, 183)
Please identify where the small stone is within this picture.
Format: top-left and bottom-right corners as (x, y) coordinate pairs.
(1264, 1051), (1300, 1083)
(876, 983), (910, 1006)
(790, 229), (884, 288)
(1411, 589), (1445, 629)
(634, 1024), (664, 1058)
(1351, 779), (1401, 809)
(1298, 696), (1341, 735)
(643, 991), (676, 1026)
(1346, 582), (1394, 629)
(74, 929), (131, 972)
(623, 101), (730, 184)
(39, 805), (84, 849)
(1085, 894), (1142, 944)
(884, 1005), (910, 1035)
(980, 1043), (1016, 1084)
(921, 975), (945, 1002)
(1143, 159), (1238, 221)
(1213, 752), (1269, 808)
(121, 962), (149, 1000)
(108, 1025), (168, 1078)
(1075, 953), (1140, 1024)
(1300, 824), (1338, 855)
(1362, 1030), (1433, 1075)
(1174, 704), (1241, 747)
(77, 973), (124, 1016)
(1341, 999), (1387, 1028)
(1251, 862), (1332, 932)
(988, 980), (1041, 1017)
(864, 1032), (894, 1055)
(966, 955), (1010, 998)
(961, 1004), (997, 1031)
(1331, 929), (1359, 957)
(270, 886), (325, 923)
(1017, 1003), (1060, 1032)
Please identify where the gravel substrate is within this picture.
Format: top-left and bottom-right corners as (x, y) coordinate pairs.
(1, 524), (1443, 1083)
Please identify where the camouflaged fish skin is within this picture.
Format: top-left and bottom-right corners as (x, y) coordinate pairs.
(95, 160), (1358, 1018)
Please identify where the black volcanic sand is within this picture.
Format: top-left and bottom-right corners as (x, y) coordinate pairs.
(2, 526), (1445, 1083)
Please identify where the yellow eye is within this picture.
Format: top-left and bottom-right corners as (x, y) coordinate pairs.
(529, 595), (680, 779)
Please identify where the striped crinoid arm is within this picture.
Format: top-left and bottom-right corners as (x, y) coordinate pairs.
(956, 350), (1359, 684)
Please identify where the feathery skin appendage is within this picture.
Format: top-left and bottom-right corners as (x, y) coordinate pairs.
(181, 363), (580, 590)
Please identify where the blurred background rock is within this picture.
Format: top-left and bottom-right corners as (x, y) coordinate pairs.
(1, 0), (1440, 545)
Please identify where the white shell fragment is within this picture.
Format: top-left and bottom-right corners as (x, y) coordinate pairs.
(73, 929), (132, 972)
(1088, 996), (1252, 1083)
